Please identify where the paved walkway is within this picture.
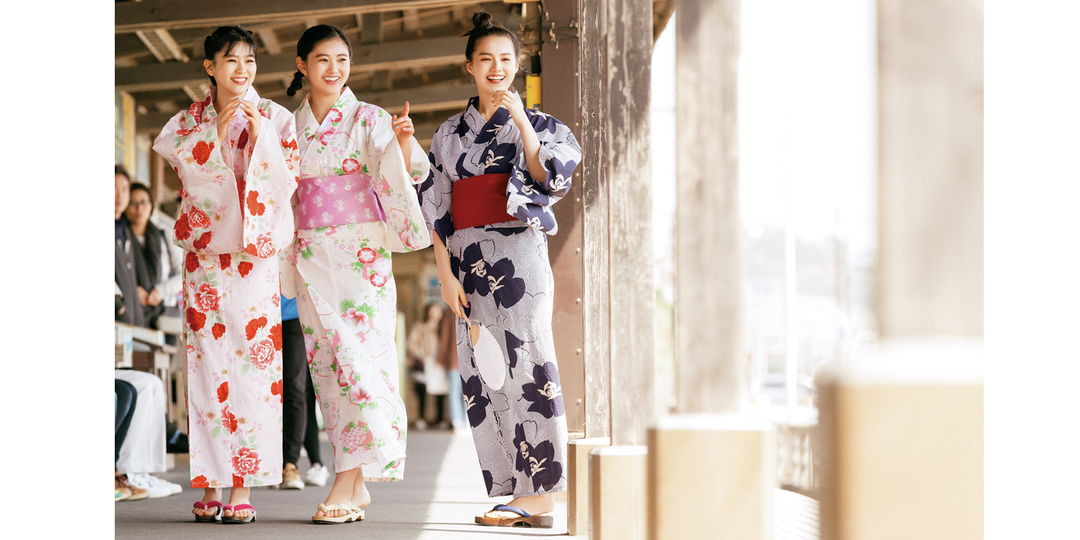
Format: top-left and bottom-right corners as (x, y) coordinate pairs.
(115, 429), (579, 539)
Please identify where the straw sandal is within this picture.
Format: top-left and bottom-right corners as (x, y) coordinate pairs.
(312, 503), (359, 524)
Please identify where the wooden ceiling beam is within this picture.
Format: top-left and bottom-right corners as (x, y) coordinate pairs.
(116, 0), (481, 33)
(117, 35), (466, 93)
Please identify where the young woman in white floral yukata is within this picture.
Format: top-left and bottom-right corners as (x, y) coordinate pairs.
(283, 24), (431, 524)
(153, 25), (299, 525)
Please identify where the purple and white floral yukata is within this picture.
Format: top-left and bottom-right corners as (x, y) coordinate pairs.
(418, 96), (581, 498)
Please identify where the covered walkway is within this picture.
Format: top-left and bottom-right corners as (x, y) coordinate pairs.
(115, 429), (819, 539)
(115, 430), (579, 539)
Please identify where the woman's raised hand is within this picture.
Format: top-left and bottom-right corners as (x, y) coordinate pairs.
(238, 100), (262, 145)
(391, 101), (415, 143)
(215, 97), (261, 146)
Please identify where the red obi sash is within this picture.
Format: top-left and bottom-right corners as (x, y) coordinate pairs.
(451, 172), (517, 231)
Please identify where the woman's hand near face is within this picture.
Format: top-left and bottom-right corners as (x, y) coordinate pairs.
(215, 97), (241, 140)
(238, 100), (262, 145)
(492, 90), (528, 127)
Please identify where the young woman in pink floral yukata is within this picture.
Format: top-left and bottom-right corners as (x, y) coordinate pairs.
(153, 25), (299, 525)
(283, 24), (430, 524)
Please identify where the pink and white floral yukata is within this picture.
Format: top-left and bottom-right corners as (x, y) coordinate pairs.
(154, 86), (299, 488)
(288, 87), (430, 481)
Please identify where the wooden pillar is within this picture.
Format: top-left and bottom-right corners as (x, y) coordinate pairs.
(541, 0), (587, 434)
(607, 0), (656, 449)
(876, 0), (983, 338)
(650, 3), (769, 539)
(674, 0), (744, 415)
(817, 2), (983, 539)
(580, 0), (612, 441)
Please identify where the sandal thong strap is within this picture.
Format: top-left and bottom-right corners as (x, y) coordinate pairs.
(194, 501), (223, 510)
(491, 504), (531, 517)
(231, 504), (255, 512)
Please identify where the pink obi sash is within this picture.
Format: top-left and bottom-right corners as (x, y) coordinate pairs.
(296, 172), (386, 230)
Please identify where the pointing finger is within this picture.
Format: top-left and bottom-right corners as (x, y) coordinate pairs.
(401, 101), (410, 118)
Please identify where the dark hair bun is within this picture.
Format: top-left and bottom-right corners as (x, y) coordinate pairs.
(471, 11), (493, 32)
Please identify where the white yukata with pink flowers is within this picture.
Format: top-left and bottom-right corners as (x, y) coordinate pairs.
(288, 87), (430, 481)
(154, 86), (299, 488)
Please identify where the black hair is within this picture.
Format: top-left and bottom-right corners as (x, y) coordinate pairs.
(464, 11), (521, 62)
(287, 25), (353, 97)
(115, 164), (131, 182)
(203, 25), (259, 87)
(129, 183), (151, 197)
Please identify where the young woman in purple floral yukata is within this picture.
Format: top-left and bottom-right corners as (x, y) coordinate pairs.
(283, 24), (431, 524)
(153, 25), (300, 524)
(418, 11), (582, 529)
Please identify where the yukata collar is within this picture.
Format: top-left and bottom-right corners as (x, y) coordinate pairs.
(299, 87), (358, 140)
(202, 85), (261, 121)
(466, 93), (518, 145)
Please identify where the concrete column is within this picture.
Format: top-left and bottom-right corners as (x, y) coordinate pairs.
(567, 437), (611, 536)
(591, 446), (648, 540)
(648, 415), (776, 540)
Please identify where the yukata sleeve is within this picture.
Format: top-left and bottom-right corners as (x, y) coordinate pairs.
(506, 110), (583, 235)
(240, 101), (298, 261)
(368, 111), (432, 252)
(153, 109), (245, 254)
(417, 125), (455, 245)
(406, 137), (430, 185)
(258, 104), (301, 299)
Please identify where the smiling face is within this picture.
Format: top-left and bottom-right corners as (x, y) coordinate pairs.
(204, 42), (257, 98)
(299, 38), (351, 98)
(466, 35), (519, 95)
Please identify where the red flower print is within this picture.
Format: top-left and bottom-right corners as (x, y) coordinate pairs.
(249, 339), (275, 370)
(192, 475), (209, 489)
(369, 273), (388, 287)
(192, 231), (213, 250)
(245, 317), (268, 340)
(259, 106), (270, 118)
(194, 283), (220, 312)
(272, 293), (280, 307)
(232, 474), (245, 487)
(186, 307), (206, 331)
(217, 381), (228, 403)
(281, 137), (298, 151)
(192, 141), (215, 165)
(342, 158), (360, 173)
(232, 447), (261, 476)
(238, 261), (253, 277)
(185, 251), (200, 273)
(269, 324), (283, 351)
(174, 213), (192, 241)
(218, 253), (231, 270)
(236, 128), (249, 149)
(221, 405), (237, 433)
(318, 129), (335, 145)
(212, 323), (226, 340)
(246, 190), (265, 216)
(357, 247), (377, 264)
(270, 379), (283, 403)
(244, 233), (275, 258)
(188, 207), (211, 229)
(327, 108), (342, 123)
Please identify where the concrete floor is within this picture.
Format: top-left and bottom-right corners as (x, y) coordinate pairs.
(115, 428), (582, 539)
